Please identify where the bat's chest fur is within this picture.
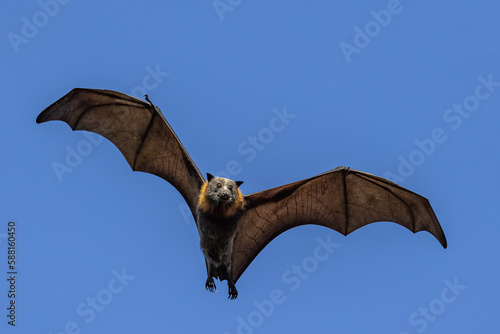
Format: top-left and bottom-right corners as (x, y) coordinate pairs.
(197, 208), (239, 265)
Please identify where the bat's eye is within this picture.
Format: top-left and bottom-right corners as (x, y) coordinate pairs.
(217, 183), (222, 188)
(228, 185), (233, 191)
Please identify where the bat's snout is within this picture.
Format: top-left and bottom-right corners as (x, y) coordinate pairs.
(220, 193), (230, 201)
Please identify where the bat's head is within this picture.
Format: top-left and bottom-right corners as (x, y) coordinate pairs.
(198, 173), (245, 217)
(203, 173), (244, 204)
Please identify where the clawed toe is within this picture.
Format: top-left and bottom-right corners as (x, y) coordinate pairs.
(205, 277), (216, 293)
(227, 282), (238, 300)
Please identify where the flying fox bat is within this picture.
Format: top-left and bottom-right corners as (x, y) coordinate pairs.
(37, 88), (447, 299)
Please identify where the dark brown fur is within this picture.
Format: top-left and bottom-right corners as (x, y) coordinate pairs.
(196, 176), (244, 299)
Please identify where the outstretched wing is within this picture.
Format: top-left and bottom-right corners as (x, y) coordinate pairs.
(231, 166), (446, 282)
(37, 88), (205, 220)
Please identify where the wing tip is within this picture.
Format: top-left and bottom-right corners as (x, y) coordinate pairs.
(36, 104), (55, 124)
(439, 235), (448, 249)
(426, 228), (447, 249)
(36, 88), (89, 125)
(35, 115), (43, 124)
(36, 111), (48, 124)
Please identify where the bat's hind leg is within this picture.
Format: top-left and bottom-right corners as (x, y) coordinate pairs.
(204, 256), (218, 293)
(218, 265), (238, 300)
(227, 280), (238, 300)
(205, 277), (216, 293)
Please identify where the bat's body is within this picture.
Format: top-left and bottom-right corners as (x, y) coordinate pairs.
(37, 88), (447, 299)
(197, 174), (244, 299)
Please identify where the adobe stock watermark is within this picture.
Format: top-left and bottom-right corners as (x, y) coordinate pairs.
(213, 0), (243, 21)
(384, 73), (499, 184)
(48, 267), (135, 334)
(224, 235), (340, 334)
(339, 0), (413, 64)
(7, 0), (72, 54)
(398, 277), (467, 334)
(178, 106), (296, 224)
(50, 64), (169, 183)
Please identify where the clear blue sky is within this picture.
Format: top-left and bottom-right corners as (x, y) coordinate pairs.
(1, 1), (499, 333)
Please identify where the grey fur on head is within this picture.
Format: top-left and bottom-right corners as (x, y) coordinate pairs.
(205, 174), (242, 204)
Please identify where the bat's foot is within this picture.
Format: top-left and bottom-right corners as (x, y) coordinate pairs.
(205, 277), (217, 293)
(227, 280), (238, 300)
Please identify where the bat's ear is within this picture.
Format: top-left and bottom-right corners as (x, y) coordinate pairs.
(235, 181), (244, 188)
(206, 173), (215, 181)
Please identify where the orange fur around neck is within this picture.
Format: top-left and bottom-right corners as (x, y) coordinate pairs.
(198, 182), (244, 219)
